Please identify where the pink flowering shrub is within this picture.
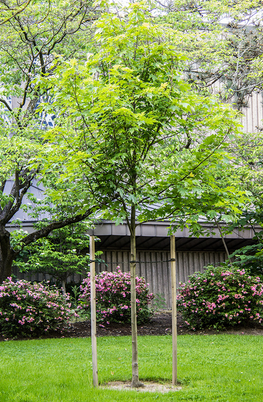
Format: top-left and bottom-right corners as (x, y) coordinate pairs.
(0, 278), (72, 338)
(78, 268), (154, 325)
(177, 265), (263, 330)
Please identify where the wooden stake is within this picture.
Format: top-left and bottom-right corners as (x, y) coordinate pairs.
(170, 235), (177, 385)
(90, 235), (98, 387)
(130, 206), (143, 388)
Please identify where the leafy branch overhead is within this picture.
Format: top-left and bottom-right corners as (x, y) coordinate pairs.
(41, 2), (245, 231)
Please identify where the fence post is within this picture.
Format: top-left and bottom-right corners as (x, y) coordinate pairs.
(90, 235), (98, 387)
(170, 235), (177, 385)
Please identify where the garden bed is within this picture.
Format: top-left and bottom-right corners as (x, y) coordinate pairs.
(1, 311), (262, 341)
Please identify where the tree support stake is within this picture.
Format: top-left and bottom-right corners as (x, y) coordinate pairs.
(170, 235), (177, 385)
(90, 235), (98, 387)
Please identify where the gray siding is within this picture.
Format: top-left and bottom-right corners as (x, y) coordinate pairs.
(241, 91), (263, 133)
(95, 250), (226, 309)
(13, 249), (226, 309)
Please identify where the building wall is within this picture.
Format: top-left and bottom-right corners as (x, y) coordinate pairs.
(241, 91), (263, 133)
(13, 249), (227, 309)
(95, 250), (227, 309)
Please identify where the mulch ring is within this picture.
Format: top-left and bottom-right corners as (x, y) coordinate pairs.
(101, 380), (182, 393)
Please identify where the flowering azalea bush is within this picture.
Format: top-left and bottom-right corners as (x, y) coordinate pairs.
(0, 278), (73, 338)
(78, 268), (154, 325)
(177, 265), (263, 330)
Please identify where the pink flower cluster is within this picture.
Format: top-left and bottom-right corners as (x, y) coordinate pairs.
(0, 277), (72, 338)
(177, 266), (263, 330)
(78, 268), (154, 325)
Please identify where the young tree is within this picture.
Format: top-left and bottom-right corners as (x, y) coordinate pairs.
(42, 2), (244, 386)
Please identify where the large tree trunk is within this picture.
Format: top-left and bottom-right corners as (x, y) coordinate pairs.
(0, 227), (15, 283)
(130, 205), (144, 388)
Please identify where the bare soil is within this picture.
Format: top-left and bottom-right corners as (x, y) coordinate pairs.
(101, 380), (182, 393)
(1, 311), (262, 342)
(65, 311), (263, 338)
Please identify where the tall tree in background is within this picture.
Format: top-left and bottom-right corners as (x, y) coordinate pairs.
(42, 2), (245, 387)
(155, 0), (263, 108)
(0, 0), (105, 282)
(221, 132), (263, 277)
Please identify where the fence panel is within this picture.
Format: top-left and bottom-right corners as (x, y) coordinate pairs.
(12, 249), (226, 309)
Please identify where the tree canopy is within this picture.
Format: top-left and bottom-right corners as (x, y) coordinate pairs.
(156, 0), (263, 108)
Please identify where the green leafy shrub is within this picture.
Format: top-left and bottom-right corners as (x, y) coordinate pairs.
(0, 278), (74, 338)
(152, 293), (167, 312)
(177, 265), (263, 330)
(14, 222), (92, 292)
(78, 268), (154, 325)
(229, 242), (263, 278)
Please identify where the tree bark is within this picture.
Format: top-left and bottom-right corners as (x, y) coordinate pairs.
(0, 227), (15, 283)
(215, 220), (233, 264)
(61, 280), (66, 293)
(130, 205), (144, 388)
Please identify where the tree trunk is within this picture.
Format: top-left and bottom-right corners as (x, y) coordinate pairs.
(0, 227), (15, 283)
(61, 279), (66, 293)
(130, 205), (144, 388)
(215, 220), (233, 264)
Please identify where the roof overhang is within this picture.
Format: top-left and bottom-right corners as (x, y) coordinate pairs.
(7, 218), (259, 252)
(88, 220), (259, 252)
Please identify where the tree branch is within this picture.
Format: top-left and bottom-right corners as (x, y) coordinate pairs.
(0, 0), (32, 26)
(0, 168), (38, 224)
(17, 203), (102, 252)
(0, 98), (12, 112)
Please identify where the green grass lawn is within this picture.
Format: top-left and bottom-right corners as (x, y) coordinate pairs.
(0, 334), (262, 402)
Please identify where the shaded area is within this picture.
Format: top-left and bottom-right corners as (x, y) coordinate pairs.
(2, 311), (262, 341)
(66, 312), (263, 337)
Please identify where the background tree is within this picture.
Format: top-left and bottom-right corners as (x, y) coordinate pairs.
(222, 132), (263, 277)
(0, 0), (106, 282)
(41, 2), (245, 387)
(155, 0), (263, 108)
(153, 0), (263, 272)
(13, 221), (94, 292)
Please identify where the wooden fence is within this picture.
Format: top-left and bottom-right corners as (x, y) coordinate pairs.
(95, 250), (226, 309)
(13, 249), (227, 309)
